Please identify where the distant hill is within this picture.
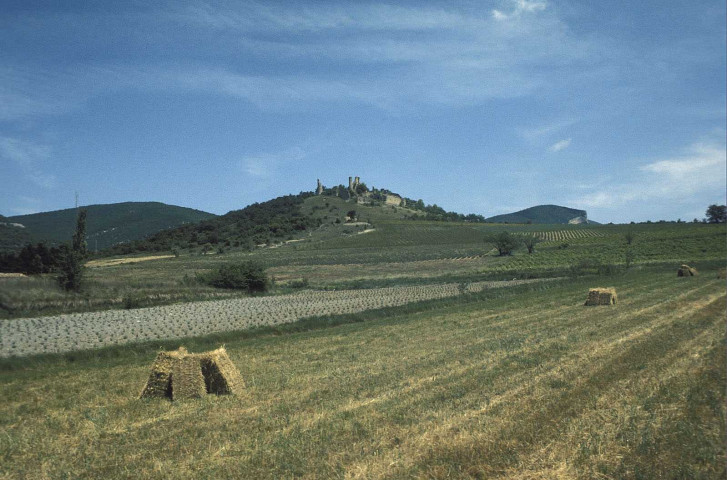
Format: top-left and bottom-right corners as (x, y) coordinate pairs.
(487, 205), (597, 224)
(106, 194), (317, 255)
(4, 202), (216, 251)
(0, 220), (31, 253)
(104, 183), (493, 255)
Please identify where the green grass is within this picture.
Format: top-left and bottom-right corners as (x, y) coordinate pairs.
(2, 222), (724, 318)
(1, 268), (724, 478)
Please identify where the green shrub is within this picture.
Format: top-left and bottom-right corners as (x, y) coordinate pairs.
(288, 278), (309, 289)
(122, 293), (142, 309)
(205, 261), (269, 293)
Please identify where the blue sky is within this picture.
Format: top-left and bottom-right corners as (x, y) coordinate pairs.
(1, 0), (724, 223)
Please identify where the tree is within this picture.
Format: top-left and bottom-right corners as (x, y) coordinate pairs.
(492, 231), (519, 256)
(354, 182), (368, 195)
(625, 248), (635, 269)
(205, 261), (268, 293)
(72, 209), (88, 255)
(523, 234), (539, 254)
(706, 204), (726, 223)
(624, 231), (635, 245)
(58, 209), (87, 291)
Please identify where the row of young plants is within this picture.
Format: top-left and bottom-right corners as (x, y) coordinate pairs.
(0, 278), (551, 358)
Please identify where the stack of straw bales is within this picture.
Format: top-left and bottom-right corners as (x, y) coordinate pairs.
(584, 287), (617, 306)
(677, 264), (698, 277)
(140, 346), (244, 400)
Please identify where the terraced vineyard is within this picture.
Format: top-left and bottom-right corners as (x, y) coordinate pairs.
(0, 278), (550, 357)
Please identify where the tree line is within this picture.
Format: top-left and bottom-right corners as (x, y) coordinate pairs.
(1, 209), (87, 291)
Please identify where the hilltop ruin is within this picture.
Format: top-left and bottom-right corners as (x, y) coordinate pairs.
(315, 177), (406, 207)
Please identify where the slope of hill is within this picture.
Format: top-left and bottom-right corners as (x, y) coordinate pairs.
(0, 221), (31, 253)
(487, 205), (596, 224)
(104, 187), (491, 255)
(5, 202), (215, 251)
(106, 194), (318, 255)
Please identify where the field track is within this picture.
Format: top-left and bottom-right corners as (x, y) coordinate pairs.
(1, 279), (551, 358)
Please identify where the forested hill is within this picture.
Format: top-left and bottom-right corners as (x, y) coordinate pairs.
(487, 205), (594, 224)
(106, 193), (318, 255)
(5, 202), (215, 252)
(0, 218), (31, 253)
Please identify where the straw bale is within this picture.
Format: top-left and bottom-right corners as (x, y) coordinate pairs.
(140, 346), (243, 400)
(171, 355), (207, 399)
(677, 264), (698, 277)
(139, 347), (187, 398)
(584, 287), (617, 306)
(200, 348), (245, 394)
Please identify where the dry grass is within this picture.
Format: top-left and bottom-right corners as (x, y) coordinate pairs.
(85, 255), (175, 268)
(0, 273), (27, 278)
(1, 271), (724, 479)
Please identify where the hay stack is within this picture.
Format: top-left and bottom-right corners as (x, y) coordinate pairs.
(140, 346), (244, 400)
(677, 264), (698, 277)
(584, 287), (617, 306)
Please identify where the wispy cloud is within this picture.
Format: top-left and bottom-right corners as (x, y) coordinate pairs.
(517, 118), (577, 140)
(548, 138), (572, 152)
(166, 1), (583, 108)
(240, 147), (307, 179)
(0, 137), (57, 189)
(0, 1), (594, 117)
(574, 139), (726, 210)
(179, 3), (469, 33)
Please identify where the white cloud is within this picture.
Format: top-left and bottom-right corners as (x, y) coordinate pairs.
(549, 138), (571, 152)
(0, 137), (57, 189)
(575, 139), (726, 210)
(492, 0), (547, 21)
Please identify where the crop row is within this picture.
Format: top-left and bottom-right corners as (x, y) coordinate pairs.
(0, 279), (551, 358)
(535, 229), (604, 242)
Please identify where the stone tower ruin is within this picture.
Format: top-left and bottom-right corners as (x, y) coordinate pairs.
(316, 179), (323, 195)
(348, 176), (360, 193)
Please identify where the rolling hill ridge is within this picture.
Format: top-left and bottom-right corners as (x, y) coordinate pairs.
(4, 202), (215, 251)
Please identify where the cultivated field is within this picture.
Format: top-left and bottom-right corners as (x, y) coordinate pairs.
(1, 218), (725, 478)
(0, 278), (551, 357)
(1, 269), (724, 478)
(1, 221), (723, 318)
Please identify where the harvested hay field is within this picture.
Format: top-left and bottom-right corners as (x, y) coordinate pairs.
(85, 255), (175, 268)
(1, 271), (723, 478)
